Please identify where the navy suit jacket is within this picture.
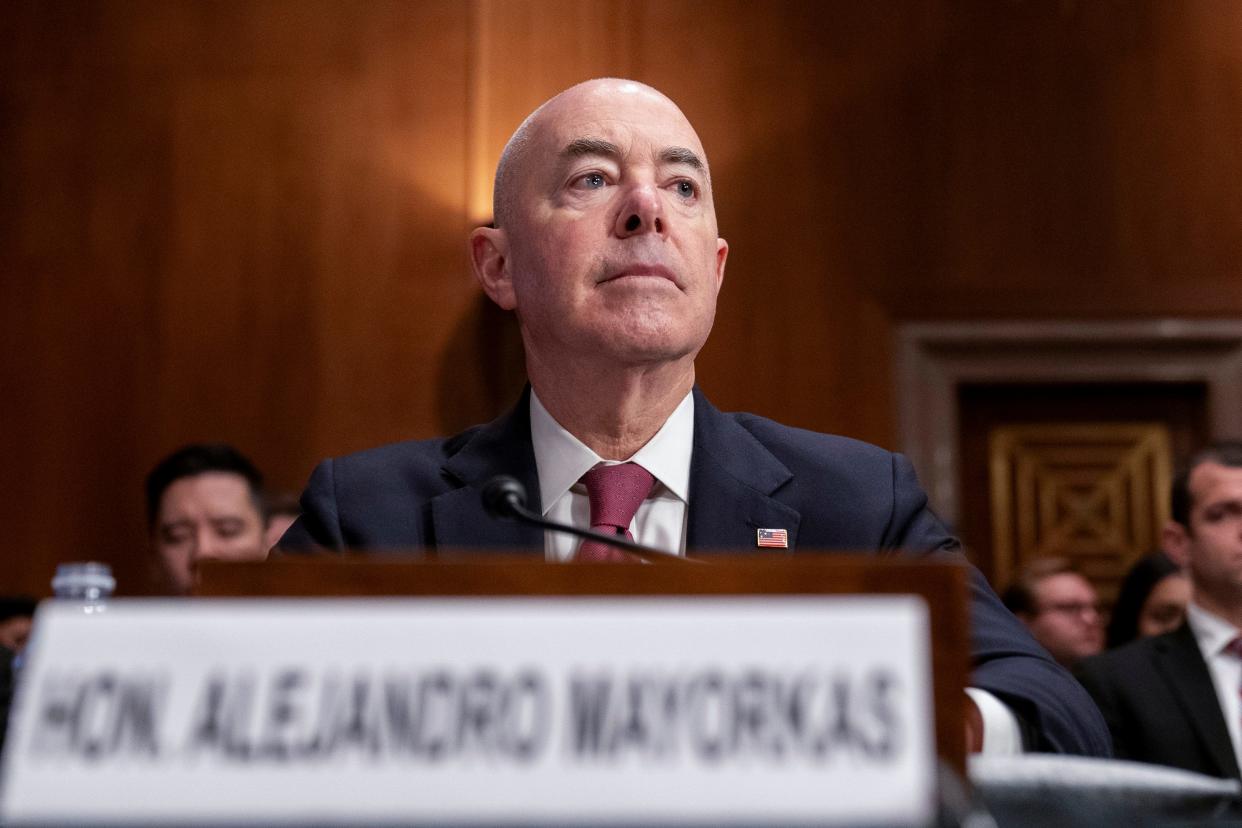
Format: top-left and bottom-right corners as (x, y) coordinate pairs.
(1077, 623), (1237, 777)
(281, 386), (1111, 756)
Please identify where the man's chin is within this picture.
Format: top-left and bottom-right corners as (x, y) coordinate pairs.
(599, 337), (698, 368)
(588, 320), (708, 365)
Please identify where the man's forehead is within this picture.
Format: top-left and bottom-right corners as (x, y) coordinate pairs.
(1039, 572), (1090, 593)
(160, 472), (256, 513)
(1187, 459), (1242, 486)
(533, 84), (706, 163)
(1034, 572), (1065, 593)
(1187, 464), (1242, 508)
(491, 79), (712, 225)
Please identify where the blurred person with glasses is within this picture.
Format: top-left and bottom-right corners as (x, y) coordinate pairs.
(1002, 557), (1104, 669)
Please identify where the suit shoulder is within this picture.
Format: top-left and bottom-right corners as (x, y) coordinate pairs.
(1078, 632), (1167, 679)
(331, 433), (460, 470)
(324, 425), (485, 489)
(728, 411), (898, 470)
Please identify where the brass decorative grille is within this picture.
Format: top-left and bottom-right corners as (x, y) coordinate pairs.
(989, 423), (1172, 598)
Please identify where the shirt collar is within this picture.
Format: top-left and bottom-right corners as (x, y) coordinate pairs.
(1186, 600), (1240, 657)
(529, 389), (695, 515)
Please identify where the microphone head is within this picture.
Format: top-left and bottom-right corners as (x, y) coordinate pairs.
(482, 475), (527, 519)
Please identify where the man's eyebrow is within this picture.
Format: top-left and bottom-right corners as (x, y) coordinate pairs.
(561, 138), (621, 160)
(660, 146), (704, 171)
(559, 139), (705, 173)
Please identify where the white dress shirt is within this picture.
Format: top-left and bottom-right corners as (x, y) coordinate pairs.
(1186, 601), (1242, 770)
(529, 389), (693, 561)
(527, 387), (1021, 753)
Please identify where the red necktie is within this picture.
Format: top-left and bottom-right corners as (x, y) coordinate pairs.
(573, 462), (655, 562)
(1223, 637), (1242, 735)
(1224, 635), (1242, 670)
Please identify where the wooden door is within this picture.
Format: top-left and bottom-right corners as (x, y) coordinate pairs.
(957, 382), (1208, 600)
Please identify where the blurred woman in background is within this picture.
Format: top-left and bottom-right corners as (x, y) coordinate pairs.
(1106, 551), (1190, 649)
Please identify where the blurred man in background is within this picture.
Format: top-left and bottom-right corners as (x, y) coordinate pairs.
(1002, 558), (1104, 669)
(146, 443), (269, 594)
(0, 596), (36, 653)
(0, 596), (36, 752)
(1079, 442), (1242, 778)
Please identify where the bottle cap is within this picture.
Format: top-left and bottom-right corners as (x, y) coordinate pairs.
(51, 561), (117, 597)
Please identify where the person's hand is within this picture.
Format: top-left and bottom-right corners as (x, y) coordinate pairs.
(965, 695), (985, 753)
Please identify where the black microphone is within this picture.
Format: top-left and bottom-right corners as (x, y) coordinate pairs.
(481, 475), (691, 563)
(481, 475), (528, 520)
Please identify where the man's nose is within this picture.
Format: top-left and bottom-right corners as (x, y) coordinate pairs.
(615, 183), (665, 238)
(193, 529), (225, 562)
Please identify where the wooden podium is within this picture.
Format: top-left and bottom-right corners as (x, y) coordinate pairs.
(199, 553), (970, 772)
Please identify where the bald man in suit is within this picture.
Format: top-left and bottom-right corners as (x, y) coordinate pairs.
(283, 78), (1110, 758)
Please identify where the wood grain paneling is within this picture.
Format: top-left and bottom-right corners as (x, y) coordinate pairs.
(4, 1), (1242, 595)
(2, 1), (475, 595)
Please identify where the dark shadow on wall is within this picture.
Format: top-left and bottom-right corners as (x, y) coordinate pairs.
(436, 295), (527, 433)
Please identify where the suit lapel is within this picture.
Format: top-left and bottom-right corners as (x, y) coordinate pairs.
(686, 388), (801, 555)
(1153, 624), (1240, 778)
(430, 387), (543, 554)
(434, 386), (801, 555)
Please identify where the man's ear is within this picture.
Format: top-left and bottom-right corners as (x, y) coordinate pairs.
(714, 237), (728, 291)
(1162, 520), (1192, 568)
(470, 225), (517, 310)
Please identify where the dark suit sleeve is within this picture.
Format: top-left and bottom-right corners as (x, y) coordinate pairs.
(881, 454), (961, 553)
(1074, 654), (1135, 760)
(276, 458), (345, 552)
(887, 454), (1113, 757)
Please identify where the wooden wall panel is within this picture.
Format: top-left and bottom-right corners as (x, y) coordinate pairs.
(869, 0), (1242, 315)
(4, 1), (1242, 595)
(2, 1), (475, 595)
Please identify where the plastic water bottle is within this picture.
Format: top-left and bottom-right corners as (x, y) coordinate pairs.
(50, 561), (116, 615)
(9, 564), (114, 693)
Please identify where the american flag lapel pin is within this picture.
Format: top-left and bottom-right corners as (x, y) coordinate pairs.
(756, 528), (789, 549)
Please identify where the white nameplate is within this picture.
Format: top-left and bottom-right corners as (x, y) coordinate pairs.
(1, 596), (934, 826)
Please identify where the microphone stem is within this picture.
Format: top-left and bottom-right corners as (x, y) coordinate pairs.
(505, 500), (693, 564)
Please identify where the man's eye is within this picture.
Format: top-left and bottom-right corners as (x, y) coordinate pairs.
(576, 173), (606, 189)
(215, 520), (244, 538)
(674, 180), (696, 198)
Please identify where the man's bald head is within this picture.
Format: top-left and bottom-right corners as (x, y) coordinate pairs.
(470, 76), (727, 389)
(492, 79), (710, 229)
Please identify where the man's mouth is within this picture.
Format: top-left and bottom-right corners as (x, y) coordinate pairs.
(600, 264), (680, 287)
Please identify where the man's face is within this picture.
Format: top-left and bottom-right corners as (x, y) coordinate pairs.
(1165, 461), (1242, 611)
(0, 615), (32, 652)
(1021, 572), (1104, 668)
(153, 472), (266, 594)
(484, 81), (728, 371)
